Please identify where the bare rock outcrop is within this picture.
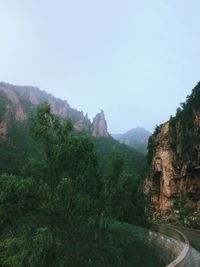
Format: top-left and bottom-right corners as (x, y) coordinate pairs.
(91, 110), (109, 137)
(0, 84), (26, 121)
(147, 83), (200, 223)
(148, 122), (177, 215)
(0, 82), (109, 138)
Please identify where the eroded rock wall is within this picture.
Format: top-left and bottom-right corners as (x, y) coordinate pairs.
(0, 82), (109, 137)
(92, 110), (109, 137)
(147, 84), (200, 222)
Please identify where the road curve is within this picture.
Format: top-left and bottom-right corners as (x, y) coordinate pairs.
(166, 225), (200, 267)
(172, 226), (200, 252)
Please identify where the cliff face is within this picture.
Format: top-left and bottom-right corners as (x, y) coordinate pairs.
(0, 82), (109, 137)
(92, 110), (109, 137)
(147, 82), (200, 223)
(148, 122), (177, 215)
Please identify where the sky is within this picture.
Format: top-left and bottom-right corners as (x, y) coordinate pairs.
(0, 0), (200, 133)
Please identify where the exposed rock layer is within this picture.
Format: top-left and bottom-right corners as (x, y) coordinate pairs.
(0, 82), (109, 137)
(147, 82), (200, 221)
(92, 110), (109, 137)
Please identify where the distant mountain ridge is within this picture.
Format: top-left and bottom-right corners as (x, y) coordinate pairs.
(0, 82), (147, 178)
(0, 82), (109, 137)
(112, 127), (151, 154)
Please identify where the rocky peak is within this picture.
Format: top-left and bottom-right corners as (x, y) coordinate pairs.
(0, 82), (110, 138)
(92, 110), (109, 137)
(0, 82), (71, 119)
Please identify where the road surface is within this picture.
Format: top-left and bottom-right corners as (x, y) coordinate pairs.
(167, 225), (200, 267)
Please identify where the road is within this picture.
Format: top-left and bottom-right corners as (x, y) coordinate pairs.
(168, 225), (200, 267)
(172, 226), (200, 251)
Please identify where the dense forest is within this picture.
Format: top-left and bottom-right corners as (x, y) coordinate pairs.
(0, 103), (164, 267)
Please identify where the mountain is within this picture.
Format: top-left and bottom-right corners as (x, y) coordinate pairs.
(146, 82), (200, 227)
(93, 136), (148, 179)
(0, 82), (109, 174)
(92, 110), (109, 137)
(112, 127), (151, 154)
(0, 84), (158, 267)
(0, 82), (147, 178)
(0, 82), (109, 137)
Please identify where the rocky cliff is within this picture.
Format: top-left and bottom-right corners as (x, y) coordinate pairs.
(147, 82), (200, 225)
(92, 110), (109, 137)
(0, 82), (109, 137)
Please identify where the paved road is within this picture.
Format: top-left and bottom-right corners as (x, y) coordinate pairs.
(177, 246), (200, 267)
(169, 225), (200, 267)
(172, 226), (200, 251)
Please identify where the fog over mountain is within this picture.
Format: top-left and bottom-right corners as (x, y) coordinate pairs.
(1, 1), (200, 133)
(0, 82), (109, 138)
(112, 127), (151, 154)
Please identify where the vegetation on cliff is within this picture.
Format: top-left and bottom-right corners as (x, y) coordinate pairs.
(169, 82), (200, 156)
(147, 82), (200, 164)
(147, 82), (200, 227)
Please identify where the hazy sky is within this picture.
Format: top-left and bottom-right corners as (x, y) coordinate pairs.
(0, 0), (200, 133)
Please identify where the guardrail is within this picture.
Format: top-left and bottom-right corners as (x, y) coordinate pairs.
(150, 224), (190, 267)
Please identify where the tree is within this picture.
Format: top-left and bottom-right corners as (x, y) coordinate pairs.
(0, 103), (156, 267)
(0, 103), (102, 266)
(104, 152), (147, 225)
(29, 102), (73, 190)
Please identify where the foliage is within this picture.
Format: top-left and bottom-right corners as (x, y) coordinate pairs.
(0, 102), (161, 267)
(146, 136), (155, 164)
(93, 137), (148, 225)
(168, 82), (200, 155)
(154, 124), (163, 135)
(0, 173), (162, 266)
(93, 137), (148, 179)
(0, 102), (102, 266)
(103, 152), (148, 226)
(0, 119), (42, 175)
(146, 124), (164, 165)
(147, 82), (200, 163)
(0, 174), (162, 267)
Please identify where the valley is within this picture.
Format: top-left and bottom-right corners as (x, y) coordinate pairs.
(1, 81), (200, 267)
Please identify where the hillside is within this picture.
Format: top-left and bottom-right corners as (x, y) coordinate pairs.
(0, 82), (146, 178)
(0, 82), (109, 136)
(112, 127), (151, 154)
(93, 136), (147, 178)
(0, 99), (159, 267)
(146, 82), (200, 227)
(0, 82), (109, 174)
